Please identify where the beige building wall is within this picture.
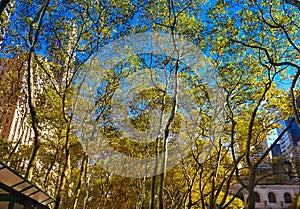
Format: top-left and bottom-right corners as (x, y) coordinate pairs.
(233, 183), (299, 209)
(0, 56), (33, 146)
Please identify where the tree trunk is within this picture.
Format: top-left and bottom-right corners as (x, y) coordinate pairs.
(82, 168), (91, 209)
(43, 148), (59, 189)
(150, 144), (159, 209)
(247, 170), (257, 209)
(54, 135), (71, 209)
(25, 40), (40, 181)
(157, 151), (167, 209)
(150, 88), (167, 209)
(24, 0), (50, 181)
(73, 154), (88, 209)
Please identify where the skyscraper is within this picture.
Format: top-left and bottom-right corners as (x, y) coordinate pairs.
(271, 143), (282, 158)
(275, 118), (300, 160)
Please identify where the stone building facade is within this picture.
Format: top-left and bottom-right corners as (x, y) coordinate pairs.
(233, 183), (300, 209)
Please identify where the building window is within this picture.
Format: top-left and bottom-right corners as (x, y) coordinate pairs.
(284, 192), (292, 203)
(268, 192), (276, 203)
(254, 192), (261, 202)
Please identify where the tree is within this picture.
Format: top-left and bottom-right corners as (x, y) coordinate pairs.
(204, 1), (299, 208)
(35, 0), (135, 206)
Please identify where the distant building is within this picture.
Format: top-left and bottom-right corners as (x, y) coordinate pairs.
(276, 119), (298, 160)
(1, 99), (33, 145)
(290, 120), (300, 144)
(232, 183), (299, 209)
(252, 140), (272, 173)
(0, 56), (33, 146)
(271, 143), (282, 158)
